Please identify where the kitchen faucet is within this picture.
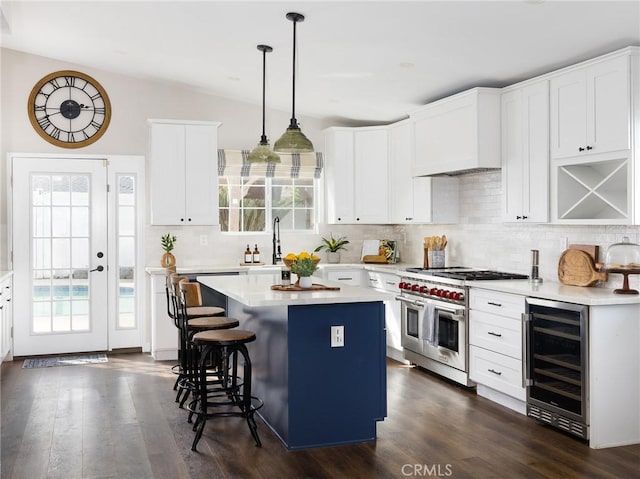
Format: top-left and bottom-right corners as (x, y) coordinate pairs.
(272, 216), (282, 264)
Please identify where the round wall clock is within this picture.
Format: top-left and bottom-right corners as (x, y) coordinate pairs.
(27, 70), (111, 148)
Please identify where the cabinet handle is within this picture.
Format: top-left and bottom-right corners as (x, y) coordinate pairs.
(487, 302), (502, 307)
(405, 217), (413, 221)
(338, 217), (342, 221)
(586, 146), (593, 151)
(516, 216), (521, 220)
(488, 368), (502, 376)
(188, 218), (192, 222)
(522, 216), (528, 220)
(487, 331), (502, 337)
(356, 218), (360, 221)
(578, 147), (585, 152)
(338, 277), (353, 281)
(180, 218), (185, 222)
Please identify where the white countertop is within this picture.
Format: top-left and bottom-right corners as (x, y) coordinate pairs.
(146, 262), (409, 276)
(197, 273), (393, 308)
(468, 279), (640, 306)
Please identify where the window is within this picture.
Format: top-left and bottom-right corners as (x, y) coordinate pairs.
(219, 176), (316, 232)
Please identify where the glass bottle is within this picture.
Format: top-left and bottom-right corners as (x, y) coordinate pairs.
(244, 244), (252, 264)
(253, 244), (261, 263)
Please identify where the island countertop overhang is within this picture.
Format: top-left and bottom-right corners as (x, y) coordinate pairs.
(197, 274), (392, 307)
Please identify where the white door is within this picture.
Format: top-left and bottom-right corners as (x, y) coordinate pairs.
(11, 156), (145, 356)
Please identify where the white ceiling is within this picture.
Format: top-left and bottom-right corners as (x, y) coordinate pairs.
(2, 1), (639, 125)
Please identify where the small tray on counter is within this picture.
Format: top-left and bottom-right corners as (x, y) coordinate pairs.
(240, 262), (266, 266)
(271, 283), (340, 292)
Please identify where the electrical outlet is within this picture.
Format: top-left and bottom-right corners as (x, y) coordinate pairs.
(200, 235), (208, 246)
(331, 325), (344, 348)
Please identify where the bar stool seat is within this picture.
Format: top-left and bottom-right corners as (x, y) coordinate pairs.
(186, 305), (225, 318)
(188, 316), (239, 331)
(189, 328), (263, 451)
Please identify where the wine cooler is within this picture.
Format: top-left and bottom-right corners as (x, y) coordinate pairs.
(524, 298), (589, 439)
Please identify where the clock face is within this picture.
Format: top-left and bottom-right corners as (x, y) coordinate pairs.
(28, 70), (111, 148)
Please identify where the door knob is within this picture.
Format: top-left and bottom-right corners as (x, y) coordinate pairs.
(89, 265), (104, 272)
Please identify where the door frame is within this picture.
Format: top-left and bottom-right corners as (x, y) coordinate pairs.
(7, 153), (147, 356)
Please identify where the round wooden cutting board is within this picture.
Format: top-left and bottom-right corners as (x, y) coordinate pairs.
(557, 249), (608, 287)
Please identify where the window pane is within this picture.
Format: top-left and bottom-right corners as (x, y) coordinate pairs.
(51, 207), (70, 237)
(294, 185), (314, 208)
(71, 175), (89, 206)
(71, 238), (89, 268)
(71, 207), (89, 237)
(119, 206), (135, 236)
(32, 175), (51, 206)
(33, 207), (51, 237)
(52, 239), (70, 268)
(119, 176), (135, 206)
(218, 176), (315, 232)
(119, 237), (135, 267)
(52, 175), (70, 205)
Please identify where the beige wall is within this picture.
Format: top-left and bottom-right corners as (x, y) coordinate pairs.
(0, 48), (328, 270)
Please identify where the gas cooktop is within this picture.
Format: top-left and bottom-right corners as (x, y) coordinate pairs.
(405, 267), (529, 281)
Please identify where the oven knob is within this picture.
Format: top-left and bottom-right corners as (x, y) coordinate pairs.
(434, 289), (442, 297)
(457, 292), (464, 301)
(403, 283), (411, 290)
(448, 291), (456, 299)
(419, 286), (427, 293)
(398, 282), (405, 289)
(429, 288), (437, 296)
(411, 284), (419, 292)
(441, 290), (449, 298)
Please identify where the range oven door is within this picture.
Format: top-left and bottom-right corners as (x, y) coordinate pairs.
(398, 295), (424, 354)
(422, 300), (467, 372)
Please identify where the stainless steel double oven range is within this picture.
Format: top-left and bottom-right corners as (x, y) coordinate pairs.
(397, 267), (528, 387)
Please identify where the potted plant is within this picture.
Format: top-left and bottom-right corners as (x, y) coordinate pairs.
(160, 233), (177, 268)
(284, 252), (320, 288)
(314, 234), (349, 264)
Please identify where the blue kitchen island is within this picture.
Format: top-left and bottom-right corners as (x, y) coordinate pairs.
(197, 274), (388, 450)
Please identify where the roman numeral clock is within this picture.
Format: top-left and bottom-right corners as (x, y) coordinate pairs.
(28, 70), (111, 148)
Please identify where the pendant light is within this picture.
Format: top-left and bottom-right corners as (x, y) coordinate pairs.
(247, 44), (280, 163)
(273, 12), (314, 154)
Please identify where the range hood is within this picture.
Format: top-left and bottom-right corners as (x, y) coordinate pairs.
(410, 87), (501, 177)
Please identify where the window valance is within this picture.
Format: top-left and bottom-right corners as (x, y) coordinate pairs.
(218, 149), (323, 179)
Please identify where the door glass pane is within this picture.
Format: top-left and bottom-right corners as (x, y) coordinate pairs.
(51, 207), (70, 236)
(30, 173), (92, 334)
(117, 175), (136, 329)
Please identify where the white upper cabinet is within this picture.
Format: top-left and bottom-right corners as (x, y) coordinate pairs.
(411, 87), (501, 177)
(324, 126), (389, 224)
(149, 120), (221, 226)
(550, 55), (630, 160)
(501, 80), (550, 223)
(354, 127), (389, 223)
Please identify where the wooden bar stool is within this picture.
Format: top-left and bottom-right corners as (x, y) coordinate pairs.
(176, 280), (239, 407)
(168, 274), (226, 392)
(190, 329), (263, 451)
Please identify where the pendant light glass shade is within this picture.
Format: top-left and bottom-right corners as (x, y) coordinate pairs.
(248, 44), (280, 163)
(274, 12), (314, 154)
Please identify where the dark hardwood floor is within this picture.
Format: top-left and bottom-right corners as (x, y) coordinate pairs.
(1, 353), (638, 478)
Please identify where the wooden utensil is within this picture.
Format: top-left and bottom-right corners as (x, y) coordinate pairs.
(558, 249), (608, 287)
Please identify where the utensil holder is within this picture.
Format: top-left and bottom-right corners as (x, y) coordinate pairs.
(431, 250), (445, 268)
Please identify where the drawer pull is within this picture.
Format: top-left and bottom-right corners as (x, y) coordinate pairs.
(488, 368), (502, 376)
(487, 302), (503, 307)
(338, 277), (353, 281)
(487, 331), (502, 337)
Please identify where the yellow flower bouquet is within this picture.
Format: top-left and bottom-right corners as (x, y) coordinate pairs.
(284, 251), (320, 277)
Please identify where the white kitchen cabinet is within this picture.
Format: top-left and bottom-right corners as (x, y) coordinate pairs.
(324, 128), (355, 224)
(550, 54), (630, 160)
(1, 274), (13, 362)
(366, 270), (404, 362)
(411, 87), (501, 177)
(469, 288), (526, 414)
(149, 120), (221, 225)
(388, 121), (459, 224)
(324, 126), (389, 224)
(501, 80), (549, 223)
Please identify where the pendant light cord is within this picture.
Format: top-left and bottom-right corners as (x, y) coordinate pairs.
(261, 46), (267, 142)
(289, 16), (298, 127)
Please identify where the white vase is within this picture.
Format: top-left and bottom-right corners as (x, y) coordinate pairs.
(298, 276), (313, 288)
